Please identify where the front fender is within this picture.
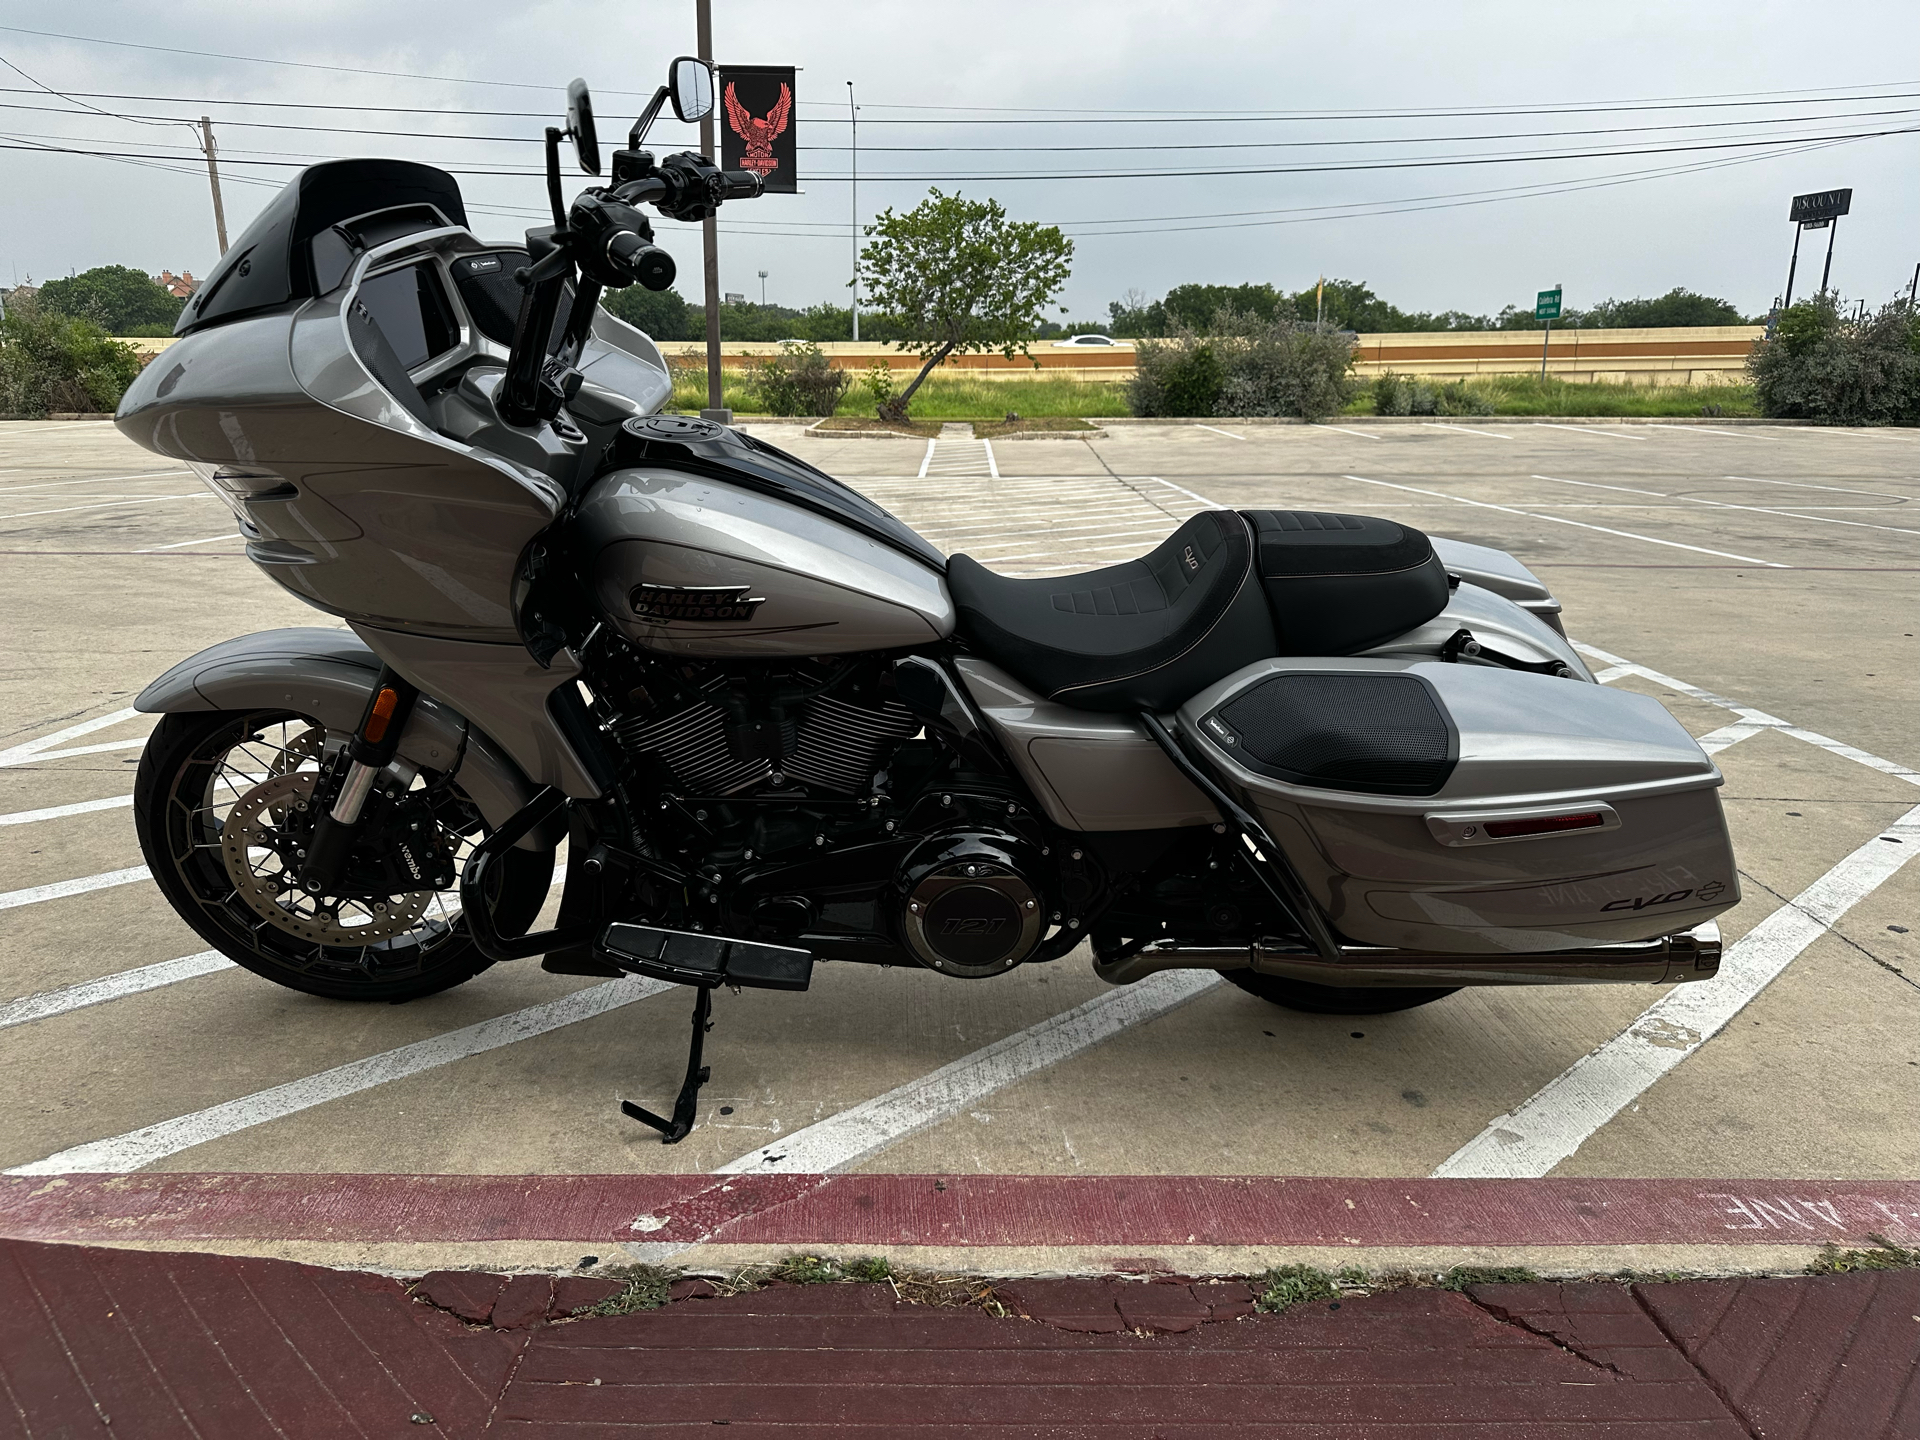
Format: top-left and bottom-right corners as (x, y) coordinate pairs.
(135, 627), (553, 849)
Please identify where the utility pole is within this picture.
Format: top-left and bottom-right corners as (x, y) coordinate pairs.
(697, 0), (727, 422)
(200, 117), (229, 256)
(847, 80), (859, 343)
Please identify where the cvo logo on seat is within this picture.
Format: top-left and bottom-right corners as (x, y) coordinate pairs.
(1183, 545), (1201, 572)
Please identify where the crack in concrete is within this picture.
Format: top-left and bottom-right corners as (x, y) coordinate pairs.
(1628, 1285), (1764, 1440)
(1740, 868), (1919, 993)
(1458, 1291), (1626, 1377)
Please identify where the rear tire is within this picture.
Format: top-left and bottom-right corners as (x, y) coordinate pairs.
(135, 708), (553, 1003)
(1224, 971), (1459, 1015)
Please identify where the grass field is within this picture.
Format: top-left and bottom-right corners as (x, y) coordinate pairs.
(670, 368), (1759, 421)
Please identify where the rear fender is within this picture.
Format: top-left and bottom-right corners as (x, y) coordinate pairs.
(134, 627), (556, 849)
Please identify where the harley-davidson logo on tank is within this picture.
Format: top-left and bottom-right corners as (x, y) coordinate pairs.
(718, 65), (797, 194)
(630, 583), (767, 623)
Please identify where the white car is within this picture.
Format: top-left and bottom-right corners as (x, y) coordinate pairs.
(1050, 334), (1130, 347)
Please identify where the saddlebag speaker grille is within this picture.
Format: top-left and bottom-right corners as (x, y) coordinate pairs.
(1212, 672), (1456, 796)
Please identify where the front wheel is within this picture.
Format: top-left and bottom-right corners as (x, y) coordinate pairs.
(1224, 971), (1459, 1015)
(134, 708), (553, 1002)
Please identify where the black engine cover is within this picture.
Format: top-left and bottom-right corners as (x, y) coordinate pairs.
(898, 832), (1045, 978)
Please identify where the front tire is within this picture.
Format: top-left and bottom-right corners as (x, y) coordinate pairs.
(1224, 971), (1459, 1015)
(134, 708), (552, 1002)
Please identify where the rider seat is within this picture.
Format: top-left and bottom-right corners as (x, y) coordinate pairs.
(946, 510), (1275, 712)
(947, 509), (1452, 712)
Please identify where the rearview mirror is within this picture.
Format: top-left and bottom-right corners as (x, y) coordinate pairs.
(670, 56), (714, 123)
(567, 78), (601, 176)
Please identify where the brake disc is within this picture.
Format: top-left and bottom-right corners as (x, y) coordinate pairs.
(219, 772), (433, 946)
(263, 727), (326, 825)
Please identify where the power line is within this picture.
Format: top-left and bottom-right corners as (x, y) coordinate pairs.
(5, 91), (1916, 154)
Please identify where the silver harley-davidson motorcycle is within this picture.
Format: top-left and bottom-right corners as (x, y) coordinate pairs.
(117, 63), (1735, 1139)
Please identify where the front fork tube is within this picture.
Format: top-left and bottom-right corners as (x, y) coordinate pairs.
(298, 668), (420, 893)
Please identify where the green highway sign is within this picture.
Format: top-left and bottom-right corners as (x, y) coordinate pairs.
(1535, 288), (1563, 321)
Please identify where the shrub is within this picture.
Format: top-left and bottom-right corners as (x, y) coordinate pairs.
(36, 264), (184, 334)
(748, 341), (852, 417)
(1369, 371), (1494, 417)
(1131, 311), (1356, 420)
(1748, 293), (1920, 425)
(0, 295), (147, 416)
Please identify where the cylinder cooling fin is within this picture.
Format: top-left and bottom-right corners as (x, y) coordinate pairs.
(900, 835), (1045, 978)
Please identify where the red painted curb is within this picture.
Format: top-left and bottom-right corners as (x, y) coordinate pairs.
(4, 1174), (1918, 1249)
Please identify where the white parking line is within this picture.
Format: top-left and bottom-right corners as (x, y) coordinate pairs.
(136, 533), (243, 553)
(1421, 423), (1513, 439)
(983, 440), (1000, 480)
(1531, 473), (1920, 539)
(0, 952), (234, 1030)
(1341, 474), (1790, 568)
(1316, 426), (1382, 440)
(0, 707), (144, 768)
(1531, 423), (1644, 440)
(1193, 425), (1245, 441)
(1695, 723), (1763, 756)
(0, 794), (134, 827)
(0, 493), (212, 522)
(0, 469), (191, 494)
(5, 975), (672, 1175)
(719, 971), (1223, 1174)
(915, 439), (936, 479)
(1434, 804), (1920, 1178)
(0, 866), (151, 912)
(1725, 474), (1914, 502)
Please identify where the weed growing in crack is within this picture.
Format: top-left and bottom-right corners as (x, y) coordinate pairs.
(578, 1265), (676, 1316)
(1807, 1235), (1920, 1275)
(1435, 1266), (1542, 1291)
(1254, 1264), (1340, 1313)
(769, 1254), (841, 1285)
(841, 1256), (895, 1283)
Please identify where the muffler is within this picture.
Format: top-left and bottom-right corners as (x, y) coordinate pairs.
(1093, 921), (1721, 988)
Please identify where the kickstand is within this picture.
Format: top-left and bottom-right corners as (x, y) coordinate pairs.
(621, 984), (713, 1144)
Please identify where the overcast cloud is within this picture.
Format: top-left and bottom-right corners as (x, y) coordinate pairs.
(2, 1), (1917, 325)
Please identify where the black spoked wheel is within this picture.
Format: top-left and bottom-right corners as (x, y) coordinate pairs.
(1224, 971), (1460, 1015)
(134, 708), (552, 1002)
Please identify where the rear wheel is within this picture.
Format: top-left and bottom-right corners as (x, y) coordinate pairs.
(1224, 971), (1459, 1015)
(134, 708), (552, 1002)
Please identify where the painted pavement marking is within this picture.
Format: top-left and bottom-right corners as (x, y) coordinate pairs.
(0, 707), (145, 768)
(0, 794), (133, 827)
(1340, 473), (1791, 567)
(717, 971), (1222, 1176)
(1421, 422), (1513, 439)
(0, 866), (151, 913)
(1192, 424), (1245, 441)
(1531, 473), (1920, 539)
(5, 976), (673, 1176)
(1435, 804), (1920, 1179)
(0, 492), (213, 522)
(0, 952), (235, 1031)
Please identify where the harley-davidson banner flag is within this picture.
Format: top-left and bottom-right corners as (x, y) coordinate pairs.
(718, 66), (797, 194)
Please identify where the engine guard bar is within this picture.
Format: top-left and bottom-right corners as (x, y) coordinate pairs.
(461, 785), (592, 962)
(1093, 921), (1723, 988)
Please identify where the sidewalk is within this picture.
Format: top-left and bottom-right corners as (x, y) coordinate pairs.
(3, 1236), (1913, 1437)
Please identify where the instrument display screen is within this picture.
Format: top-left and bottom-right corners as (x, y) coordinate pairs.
(356, 262), (459, 371)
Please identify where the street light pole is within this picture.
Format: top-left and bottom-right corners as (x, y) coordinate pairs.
(847, 80), (859, 343)
(758, 270), (768, 306)
(697, 0), (727, 421)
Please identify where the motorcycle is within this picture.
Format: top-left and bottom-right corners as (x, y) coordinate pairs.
(115, 62), (1736, 1142)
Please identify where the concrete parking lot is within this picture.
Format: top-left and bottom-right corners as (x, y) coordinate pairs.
(0, 416), (1914, 1275)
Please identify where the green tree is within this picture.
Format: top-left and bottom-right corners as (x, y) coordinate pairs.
(857, 189), (1072, 421)
(1584, 288), (1751, 328)
(36, 265), (184, 335)
(1748, 293), (1920, 425)
(600, 284), (697, 341)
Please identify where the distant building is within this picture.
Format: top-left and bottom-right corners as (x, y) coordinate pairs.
(724, 291), (746, 305)
(153, 270), (199, 300)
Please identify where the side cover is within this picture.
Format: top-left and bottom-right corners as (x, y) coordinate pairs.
(133, 628), (551, 848)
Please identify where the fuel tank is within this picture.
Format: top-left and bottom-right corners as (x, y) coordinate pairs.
(571, 416), (954, 657)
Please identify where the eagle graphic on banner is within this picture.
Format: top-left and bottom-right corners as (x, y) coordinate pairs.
(724, 81), (792, 179)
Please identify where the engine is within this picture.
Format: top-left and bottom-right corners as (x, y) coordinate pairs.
(575, 645), (1064, 976)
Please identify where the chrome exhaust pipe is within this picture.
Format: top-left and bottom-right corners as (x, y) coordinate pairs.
(1093, 921), (1721, 988)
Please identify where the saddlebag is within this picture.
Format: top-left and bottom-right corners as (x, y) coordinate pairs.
(1178, 657), (1738, 953)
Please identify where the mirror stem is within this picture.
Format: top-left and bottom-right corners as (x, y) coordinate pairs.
(543, 127), (566, 228)
(629, 86), (670, 149)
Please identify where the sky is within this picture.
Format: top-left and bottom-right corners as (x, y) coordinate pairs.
(2, 1), (1918, 326)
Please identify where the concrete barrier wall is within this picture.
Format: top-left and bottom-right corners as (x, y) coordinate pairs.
(118, 326), (1764, 387)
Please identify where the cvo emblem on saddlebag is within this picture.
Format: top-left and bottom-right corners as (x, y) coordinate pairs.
(630, 583), (767, 623)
